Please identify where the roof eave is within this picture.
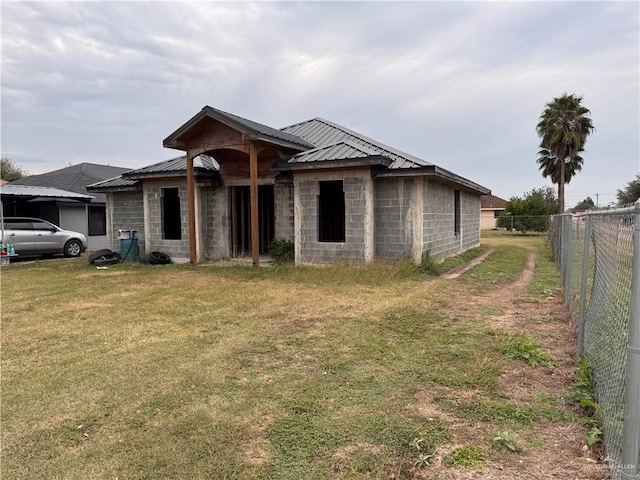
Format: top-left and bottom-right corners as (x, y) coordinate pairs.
(162, 109), (210, 150)
(272, 156), (392, 172)
(86, 185), (142, 193)
(123, 169), (220, 181)
(373, 166), (490, 195)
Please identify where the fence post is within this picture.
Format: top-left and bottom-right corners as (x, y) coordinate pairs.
(577, 215), (592, 357)
(620, 200), (640, 480)
(564, 215), (573, 307)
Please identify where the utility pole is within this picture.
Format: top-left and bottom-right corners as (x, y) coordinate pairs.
(595, 193), (599, 208)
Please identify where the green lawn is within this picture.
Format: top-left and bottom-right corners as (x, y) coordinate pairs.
(1, 234), (586, 479)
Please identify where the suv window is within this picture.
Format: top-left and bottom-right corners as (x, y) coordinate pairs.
(32, 221), (56, 230)
(3, 219), (32, 230)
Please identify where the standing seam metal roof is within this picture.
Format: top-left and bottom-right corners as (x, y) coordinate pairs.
(281, 118), (433, 170)
(122, 154), (219, 178)
(280, 140), (381, 164)
(163, 106), (315, 151)
(87, 155), (219, 190)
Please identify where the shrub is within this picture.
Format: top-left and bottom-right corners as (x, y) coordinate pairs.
(418, 250), (440, 276)
(268, 238), (294, 263)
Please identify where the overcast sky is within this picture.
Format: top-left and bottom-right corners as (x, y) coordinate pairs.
(2, 1), (638, 207)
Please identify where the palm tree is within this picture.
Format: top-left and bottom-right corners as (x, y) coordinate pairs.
(536, 94), (594, 213)
(536, 147), (584, 185)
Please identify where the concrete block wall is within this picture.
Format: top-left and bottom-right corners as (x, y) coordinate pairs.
(143, 180), (190, 261)
(423, 181), (481, 260)
(109, 191), (145, 253)
(374, 177), (413, 259)
(203, 185), (230, 259)
(274, 183), (294, 242)
(460, 191), (481, 249)
(294, 171), (371, 264)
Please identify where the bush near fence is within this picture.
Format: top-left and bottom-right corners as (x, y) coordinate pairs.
(497, 215), (550, 234)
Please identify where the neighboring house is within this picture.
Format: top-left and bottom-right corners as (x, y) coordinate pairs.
(88, 106), (490, 265)
(6, 163), (131, 251)
(480, 194), (507, 230)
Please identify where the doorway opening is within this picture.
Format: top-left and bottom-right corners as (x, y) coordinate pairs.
(230, 185), (274, 257)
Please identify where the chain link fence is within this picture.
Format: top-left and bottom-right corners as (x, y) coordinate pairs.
(550, 204), (640, 480)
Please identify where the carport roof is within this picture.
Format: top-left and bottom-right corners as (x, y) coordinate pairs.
(0, 184), (94, 201)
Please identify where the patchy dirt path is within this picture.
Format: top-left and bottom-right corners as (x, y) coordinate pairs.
(410, 248), (609, 480)
(442, 248), (496, 279)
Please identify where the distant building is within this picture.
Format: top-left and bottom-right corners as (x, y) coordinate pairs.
(481, 194), (507, 230)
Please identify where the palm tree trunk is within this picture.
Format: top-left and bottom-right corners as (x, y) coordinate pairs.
(558, 158), (566, 213)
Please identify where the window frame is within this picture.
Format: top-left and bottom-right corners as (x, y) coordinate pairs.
(317, 180), (346, 243)
(88, 206), (107, 236)
(454, 190), (461, 236)
(162, 187), (182, 240)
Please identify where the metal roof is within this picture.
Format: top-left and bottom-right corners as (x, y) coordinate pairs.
(281, 117), (433, 170)
(273, 140), (392, 171)
(163, 106), (315, 151)
(122, 154), (219, 179)
(86, 176), (140, 191)
(0, 184), (95, 200)
(87, 155), (219, 191)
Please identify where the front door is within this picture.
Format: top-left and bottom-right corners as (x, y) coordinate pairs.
(230, 185), (274, 257)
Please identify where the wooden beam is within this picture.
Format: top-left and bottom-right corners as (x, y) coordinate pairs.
(250, 142), (259, 266)
(186, 150), (197, 265)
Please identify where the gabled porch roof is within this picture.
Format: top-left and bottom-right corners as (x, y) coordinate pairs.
(163, 106), (315, 152)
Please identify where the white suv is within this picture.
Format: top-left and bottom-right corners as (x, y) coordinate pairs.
(1, 217), (87, 257)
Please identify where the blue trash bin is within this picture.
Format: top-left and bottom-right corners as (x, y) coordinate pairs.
(119, 230), (139, 261)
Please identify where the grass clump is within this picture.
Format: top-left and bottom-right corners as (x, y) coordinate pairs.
(419, 246), (488, 277)
(443, 445), (485, 469)
(530, 314), (555, 323)
(502, 333), (555, 368)
(527, 239), (559, 297)
(418, 250), (440, 275)
(437, 246), (488, 273)
(465, 246), (527, 284)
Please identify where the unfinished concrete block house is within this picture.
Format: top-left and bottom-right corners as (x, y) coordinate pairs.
(88, 106), (490, 265)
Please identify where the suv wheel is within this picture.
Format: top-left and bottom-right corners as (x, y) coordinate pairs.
(64, 240), (83, 258)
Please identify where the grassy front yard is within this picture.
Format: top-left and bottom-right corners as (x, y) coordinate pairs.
(1, 233), (605, 479)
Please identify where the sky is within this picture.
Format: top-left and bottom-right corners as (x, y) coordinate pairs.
(2, 1), (639, 208)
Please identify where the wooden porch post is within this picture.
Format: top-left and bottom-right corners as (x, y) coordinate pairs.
(249, 142), (259, 266)
(186, 150), (197, 265)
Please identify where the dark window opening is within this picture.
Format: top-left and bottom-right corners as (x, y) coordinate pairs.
(318, 180), (345, 243)
(454, 190), (461, 236)
(88, 206), (106, 236)
(162, 188), (182, 240)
